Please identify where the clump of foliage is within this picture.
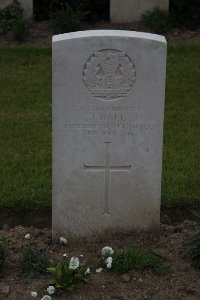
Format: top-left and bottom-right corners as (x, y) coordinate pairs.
(47, 259), (90, 291)
(190, 210), (200, 228)
(0, 1), (30, 41)
(0, 1), (23, 34)
(13, 18), (30, 41)
(0, 246), (4, 274)
(187, 232), (200, 269)
(143, 1), (200, 33)
(50, 5), (86, 34)
(170, 0), (200, 30)
(19, 247), (50, 278)
(34, 0), (109, 22)
(101, 247), (165, 275)
(0, 235), (10, 273)
(186, 211), (200, 269)
(142, 7), (174, 34)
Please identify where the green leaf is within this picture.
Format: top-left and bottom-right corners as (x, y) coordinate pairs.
(81, 278), (89, 283)
(47, 267), (57, 275)
(66, 284), (75, 291)
(190, 210), (200, 219)
(55, 283), (63, 288)
(48, 279), (56, 285)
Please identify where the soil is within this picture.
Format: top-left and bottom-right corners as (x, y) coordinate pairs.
(0, 21), (199, 47)
(0, 20), (200, 300)
(0, 215), (200, 300)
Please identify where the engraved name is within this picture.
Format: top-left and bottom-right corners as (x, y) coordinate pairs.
(76, 105), (137, 112)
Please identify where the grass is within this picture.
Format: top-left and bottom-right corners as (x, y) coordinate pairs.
(0, 44), (199, 213)
(162, 44), (200, 207)
(19, 247), (50, 278)
(101, 247), (165, 275)
(0, 48), (51, 213)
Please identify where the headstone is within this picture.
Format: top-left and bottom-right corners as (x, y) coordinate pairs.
(52, 30), (167, 237)
(0, 0), (12, 8)
(19, 0), (33, 19)
(110, 0), (169, 23)
(0, 0), (33, 19)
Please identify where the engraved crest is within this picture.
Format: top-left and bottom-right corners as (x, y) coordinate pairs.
(83, 49), (136, 100)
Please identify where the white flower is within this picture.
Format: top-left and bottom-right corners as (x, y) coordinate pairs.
(41, 296), (52, 300)
(105, 257), (112, 269)
(25, 234), (30, 240)
(31, 292), (37, 298)
(69, 257), (79, 270)
(59, 237), (67, 245)
(85, 267), (90, 275)
(96, 267), (103, 273)
(101, 246), (114, 256)
(47, 286), (55, 295)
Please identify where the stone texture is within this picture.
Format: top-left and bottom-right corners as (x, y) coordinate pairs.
(52, 30), (167, 237)
(0, 0), (12, 8)
(110, 0), (169, 23)
(19, 0), (33, 19)
(0, 0), (33, 19)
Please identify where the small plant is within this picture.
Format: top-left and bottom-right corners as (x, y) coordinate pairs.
(19, 247), (50, 278)
(190, 210), (200, 227)
(187, 232), (200, 269)
(0, 235), (10, 273)
(100, 247), (165, 275)
(47, 257), (90, 291)
(186, 211), (200, 269)
(0, 245), (5, 274)
(0, 1), (23, 34)
(142, 7), (174, 34)
(13, 18), (30, 41)
(50, 5), (85, 34)
(0, 235), (11, 250)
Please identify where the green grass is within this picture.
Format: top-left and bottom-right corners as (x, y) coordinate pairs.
(20, 247), (50, 278)
(162, 44), (200, 207)
(101, 247), (165, 275)
(0, 45), (199, 213)
(0, 48), (51, 213)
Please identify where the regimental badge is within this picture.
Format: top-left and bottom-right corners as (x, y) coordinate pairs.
(83, 49), (136, 101)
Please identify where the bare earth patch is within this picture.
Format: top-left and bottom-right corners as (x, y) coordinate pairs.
(0, 21), (199, 47)
(0, 218), (200, 300)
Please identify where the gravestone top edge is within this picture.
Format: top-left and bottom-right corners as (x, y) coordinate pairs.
(52, 30), (166, 44)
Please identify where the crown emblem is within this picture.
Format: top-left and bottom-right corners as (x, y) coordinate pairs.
(83, 49), (136, 100)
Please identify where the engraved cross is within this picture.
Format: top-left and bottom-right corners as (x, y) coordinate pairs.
(84, 142), (131, 215)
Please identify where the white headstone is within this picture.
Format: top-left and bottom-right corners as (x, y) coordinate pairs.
(52, 30), (167, 237)
(19, 0), (33, 19)
(0, 0), (12, 8)
(110, 0), (169, 23)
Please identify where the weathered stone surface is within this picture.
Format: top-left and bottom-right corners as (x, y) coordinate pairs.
(0, 0), (12, 8)
(52, 30), (167, 237)
(110, 0), (169, 23)
(19, 0), (33, 19)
